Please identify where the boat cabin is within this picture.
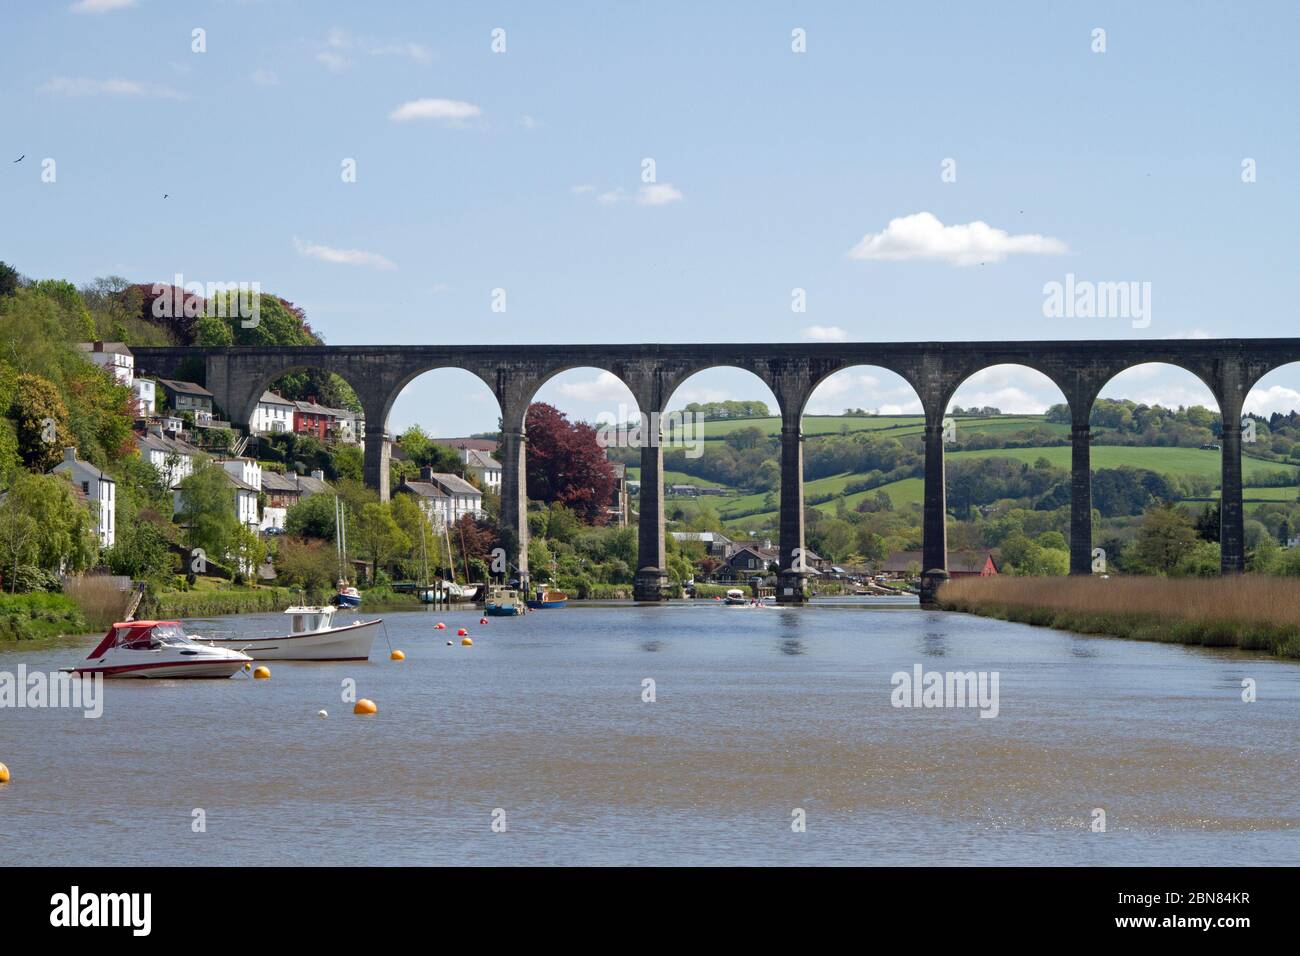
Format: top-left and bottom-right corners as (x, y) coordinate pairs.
(87, 621), (192, 658)
(285, 605), (337, 635)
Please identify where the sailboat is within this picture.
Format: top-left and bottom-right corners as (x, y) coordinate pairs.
(417, 521), (439, 604)
(332, 496), (362, 609)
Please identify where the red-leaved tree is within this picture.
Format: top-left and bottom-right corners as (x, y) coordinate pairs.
(525, 403), (617, 524)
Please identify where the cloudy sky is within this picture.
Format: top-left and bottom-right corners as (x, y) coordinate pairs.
(4, 1), (1299, 433)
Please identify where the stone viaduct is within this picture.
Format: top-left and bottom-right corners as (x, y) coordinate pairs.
(132, 339), (1300, 603)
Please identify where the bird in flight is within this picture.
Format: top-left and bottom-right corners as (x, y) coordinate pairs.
(163, 194), (169, 199)
(13, 155), (23, 163)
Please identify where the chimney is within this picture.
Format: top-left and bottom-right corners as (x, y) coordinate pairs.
(63, 447), (77, 463)
(420, 465), (435, 481)
(310, 469), (325, 482)
(92, 341), (104, 352)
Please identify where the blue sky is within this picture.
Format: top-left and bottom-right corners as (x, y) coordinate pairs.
(4, 0), (1299, 434)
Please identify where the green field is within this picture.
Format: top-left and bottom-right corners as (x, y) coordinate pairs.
(707, 443), (1300, 530)
(683, 414), (1066, 441)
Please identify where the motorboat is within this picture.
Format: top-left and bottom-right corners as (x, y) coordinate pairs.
(526, 587), (568, 609)
(724, 588), (748, 606)
(199, 605), (382, 662)
(333, 582), (362, 608)
(71, 621), (251, 679)
(484, 585), (525, 617)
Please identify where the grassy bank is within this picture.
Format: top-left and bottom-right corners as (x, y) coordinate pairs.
(0, 593), (88, 642)
(142, 586), (298, 619)
(939, 576), (1300, 659)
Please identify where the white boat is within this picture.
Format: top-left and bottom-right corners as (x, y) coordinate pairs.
(199, 605), (383, 662)
(72, 621), (251, 679)
(724, 588), (748, 606)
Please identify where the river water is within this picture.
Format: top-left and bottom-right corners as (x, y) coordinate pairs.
(2, 598), (1297, 866)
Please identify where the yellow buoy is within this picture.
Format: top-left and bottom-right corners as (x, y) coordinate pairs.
(354, 698), (377, 715)
(461, 637), (473, 646)
(390, 650), (405, 661)
(0, 762), (9, 784)
(243, 662), (252, 671)
(253, 666), (271, 680)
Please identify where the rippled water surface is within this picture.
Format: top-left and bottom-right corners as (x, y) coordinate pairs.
(3, 598), (1298, 865)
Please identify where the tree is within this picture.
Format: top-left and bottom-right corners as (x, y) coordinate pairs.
(525, 403), (616, 523)
(274, 536), (337, 591)
(9, 373), (70, 471)
(104, 520), (174, 581)
(0, 504), (39, 593)
(1128, 502), (1199, 574)
(1, 472), (97, 574)
(177, 464), (241, 571)
(0, 261), (20, 298)
(285, 493), (338, 541)
(353, 502), (409, 578)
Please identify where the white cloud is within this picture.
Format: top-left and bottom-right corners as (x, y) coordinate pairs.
(518, 115), (541, 129)
(389, 98), (481, 122)
(805, 369), (920, 415)
(40, 76), (183, 99)
(293, 237), (395, 271)
(804, 325), (848, 342)
(571, 184), (596, 194)
(251, 69), (280, 87)
(324, 28), (431, 65)
(316, 51), (350, 72)
(70, 0), (135, 13)
(948, 365), (1065, 414)
(589, 183), (684, 206)
(554, 371), (634, 404)
(1245, 384), (1300, 417)
(848, 211), (1067, 266)
(636, 183), (683, 205)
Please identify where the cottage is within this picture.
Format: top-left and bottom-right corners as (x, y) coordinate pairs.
(260, 469), (331, 531)
(250, 391), (295, 435)
(50, 448), (116, 548)
(157, 379), (215, 421)
(396, 467), (483, 529)
(292, 398), (337, 441)
(132, 377), (156, 415)
(136, 427), (202, 488)
(670, 531), (735, 560)
(879, 550), (999, 578)
(460, 448), (502, 494)
(76, 341), (134, 386)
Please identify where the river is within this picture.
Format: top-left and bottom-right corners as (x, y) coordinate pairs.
(2, 597), (1297, 866)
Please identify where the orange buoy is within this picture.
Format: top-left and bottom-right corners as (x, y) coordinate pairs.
(435, 622), (446, 630)
(353, 698), (377, 715)
(461, 637), (473, 646)
(253, 666), (271, 680)
(390, 650), (405, 661)
(457, 627), (468, 636)
(479, 617), (488, 624)
(0, 762), (9, 784)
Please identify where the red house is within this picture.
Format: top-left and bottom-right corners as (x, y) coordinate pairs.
(880, 550), (999, 578)
(292, 398), (334, 440)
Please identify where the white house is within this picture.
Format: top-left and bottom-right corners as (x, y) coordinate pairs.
(51, 447), (116, 548)
(325, 406), (365, 445)
(250, 391), (295, 435)
(136, 427), (202, 488)
(215, 458), (263, 531)
(132, 378), (156, 415)
(460, 448), (502, 493)
(425, 470), (483, 523)
(395, 476), (452, 529)
(77, 341), (134, 386)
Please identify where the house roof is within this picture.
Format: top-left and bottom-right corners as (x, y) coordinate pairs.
(293, 399), (337, 417)
(136, 431), (202, 457)
(51, 448), (112, 482)
(397, 480), (449, 499)
(77, 341), (133, 356)
(220, 471), (260, 494)
(258, 391), (296, 407)
(433, 437), (498, 453)
(879, 550), (997, 574)
(671, 531), (733, 544)
(464, 449), (501, 470)
(261, 471), (331, 496)
(158, 378), (213, 398)
(427, 472), (480, 496)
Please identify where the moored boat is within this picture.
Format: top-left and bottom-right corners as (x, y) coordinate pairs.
(333, 583), (362, 608)
(724, 588), (748, 606)
(526, 587), (568, 609)
(72, 621), (251, 679)
(199, 605), (382, 662)
(484, 585), (525, 617)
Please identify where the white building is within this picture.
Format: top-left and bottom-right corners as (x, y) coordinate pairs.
(136, 427), (202, 488)
(51, 447), (116, 548)
(132, 378), (156, 415)
(250, 391), (295, 435)
(77, 341), (134, 386)
(324, 406), (365, 445)
(460, 448), (502, 493)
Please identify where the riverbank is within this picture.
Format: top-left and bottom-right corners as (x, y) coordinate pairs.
(938, 576), (1300, 659)
(0, 593), (87, 642)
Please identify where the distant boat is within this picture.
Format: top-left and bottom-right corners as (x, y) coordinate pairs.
(526, 587), (568, 609)
(485, 584), (525, 617)
(333, 583), (362, 608)
(724, 588), (747, 606)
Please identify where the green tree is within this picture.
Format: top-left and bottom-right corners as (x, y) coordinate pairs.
(104, 520), (174, 581)
(177, 464), (241, 572)
(10, 373), (71, 471)
(1129, 502), (1198, 574)
(353, 502), (409, 578)
(2, 471), (97, 573)
(274, 536), (338, 591)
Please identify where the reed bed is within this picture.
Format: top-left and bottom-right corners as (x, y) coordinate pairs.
(939, 575), (1300, 659)
(61, 575), (132, 630)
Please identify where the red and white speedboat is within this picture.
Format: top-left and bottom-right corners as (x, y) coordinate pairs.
(73, 621), (252, 679)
